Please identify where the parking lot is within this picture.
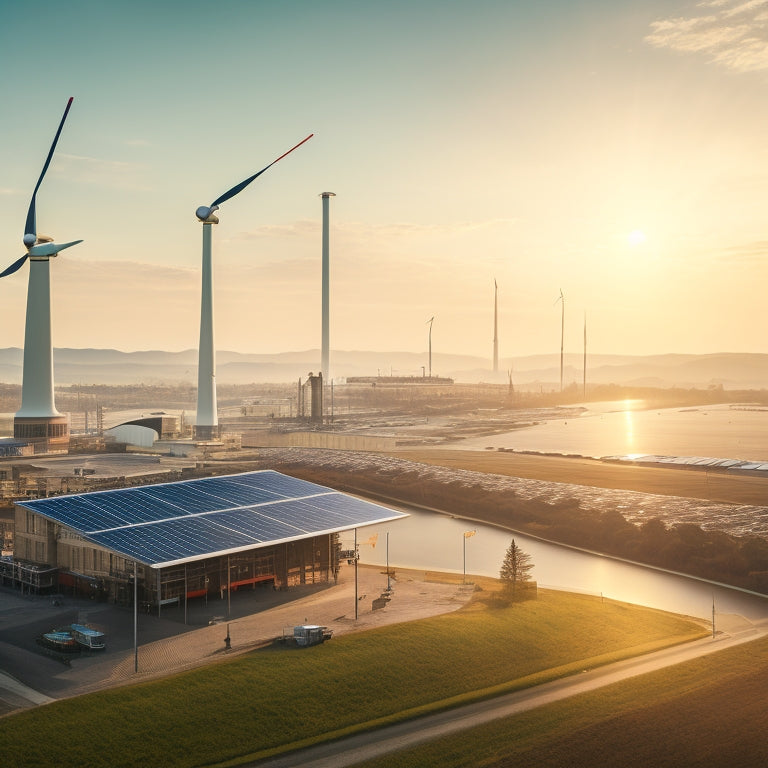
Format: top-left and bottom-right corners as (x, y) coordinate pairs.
(0, 564), (474, 716)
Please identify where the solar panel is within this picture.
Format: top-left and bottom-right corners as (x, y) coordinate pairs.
(20, 470), (406, 567)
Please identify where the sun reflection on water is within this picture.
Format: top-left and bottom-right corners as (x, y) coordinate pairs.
(623, 405), (635, 452)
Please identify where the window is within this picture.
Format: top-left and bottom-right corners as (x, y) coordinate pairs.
(15, 423), (47, 439)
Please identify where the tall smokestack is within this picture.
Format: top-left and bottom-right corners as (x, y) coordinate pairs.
(320, 192), (335, 381)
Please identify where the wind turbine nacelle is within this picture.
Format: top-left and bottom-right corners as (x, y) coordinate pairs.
(24, 233), (53, 248)
(29, 239), (83, 258)
(196, 205), (219, 223)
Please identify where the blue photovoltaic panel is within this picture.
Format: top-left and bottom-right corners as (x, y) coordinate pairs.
(19, 470), (406, 567)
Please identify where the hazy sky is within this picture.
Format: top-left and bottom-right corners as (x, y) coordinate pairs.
(2, 0), (768, 364)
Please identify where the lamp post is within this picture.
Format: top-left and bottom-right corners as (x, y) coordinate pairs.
(386, 531), (391, 591)
(463, 530), (476, 584)
(133, 560), (138, 673)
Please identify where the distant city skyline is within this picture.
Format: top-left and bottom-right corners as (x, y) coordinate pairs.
(2, 1), (768, 362)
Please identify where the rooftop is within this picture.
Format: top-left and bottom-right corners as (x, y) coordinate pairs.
(19, 470), (407, 568)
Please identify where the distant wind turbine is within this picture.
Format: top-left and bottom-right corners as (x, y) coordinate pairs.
(583, 311), (587, 398)
(555, 289), (564, 391)
(0, 97), (82, 453)
(426, 316), (434, 378)
(193, 134), (313, 440)
(493, 279), (498, 375)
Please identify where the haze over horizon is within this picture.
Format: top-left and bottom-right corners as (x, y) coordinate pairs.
(2, 1), (768, 365)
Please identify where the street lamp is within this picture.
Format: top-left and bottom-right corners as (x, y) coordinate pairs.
(463, 530), (476, 584)
(133, 559), (138, 673)
(386, 531), (391, 592)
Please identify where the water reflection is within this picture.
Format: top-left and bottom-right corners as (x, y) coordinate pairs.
(351, 507), (768, 622)
(451, 403), (768, 462)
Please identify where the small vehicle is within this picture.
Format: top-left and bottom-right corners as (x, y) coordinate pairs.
(293, 624), (333, 647)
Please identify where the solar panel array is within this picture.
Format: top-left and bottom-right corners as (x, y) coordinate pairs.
(20, 470), (406, 567)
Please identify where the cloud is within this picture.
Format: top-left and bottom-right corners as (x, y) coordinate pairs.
(646, 0), (768, 72)
(229, 217), (518, 243)
(55, 153), (151, 191)
(715, 239), (768, 262)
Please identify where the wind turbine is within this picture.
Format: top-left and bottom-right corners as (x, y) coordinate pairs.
(193, 134), (313, 440)
(583, 311), (587, 399)
(1, 97), (82, 453)
(493, 279), (498, 375)
(426, 316), (434, 378)
(320, 191), (335, 381)
(555, 289), (564, 392)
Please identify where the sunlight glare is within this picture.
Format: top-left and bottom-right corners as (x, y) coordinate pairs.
(627, 229), (647, 247)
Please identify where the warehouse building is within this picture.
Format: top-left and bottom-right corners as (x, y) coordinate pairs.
(5, 470), (406, 612)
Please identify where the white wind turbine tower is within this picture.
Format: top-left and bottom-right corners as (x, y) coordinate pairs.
(555, 288), (565, 392)
(426, 316), (434, 378)
(193, 134), (313, 440)
(493, 279), (498, 375)
(320, 191), (335, 381)
(0, 97), (82, 454)
(583, 311), (587, 398)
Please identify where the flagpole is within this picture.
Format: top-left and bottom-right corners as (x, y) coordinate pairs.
(463, 530), (476, 584)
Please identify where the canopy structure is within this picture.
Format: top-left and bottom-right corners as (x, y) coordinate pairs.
(19, 470), (407, 568)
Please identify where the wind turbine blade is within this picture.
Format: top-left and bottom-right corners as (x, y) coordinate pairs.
(0, 254), (29, 279)
(24, 97), (74, 239)
(210, 133), (313, 207)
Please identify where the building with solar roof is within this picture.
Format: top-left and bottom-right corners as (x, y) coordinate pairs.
(6, 470), (406, 610)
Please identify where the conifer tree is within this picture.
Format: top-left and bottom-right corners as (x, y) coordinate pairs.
(499, 538), (534, 600)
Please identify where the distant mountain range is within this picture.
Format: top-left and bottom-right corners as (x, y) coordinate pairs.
(0, 348), (766, 390)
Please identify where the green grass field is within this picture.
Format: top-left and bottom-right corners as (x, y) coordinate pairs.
(0, 590), (706, 768)
(357, 634), (768, 768)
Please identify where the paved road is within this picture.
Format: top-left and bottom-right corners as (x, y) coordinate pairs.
(248, 616), (768, 768)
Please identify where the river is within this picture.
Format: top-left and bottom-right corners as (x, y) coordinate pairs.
(352, 506), (768, 622)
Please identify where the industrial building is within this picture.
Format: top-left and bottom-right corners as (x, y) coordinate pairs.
(4, 470), (406, 612)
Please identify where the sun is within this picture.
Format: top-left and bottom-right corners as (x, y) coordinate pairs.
(627, 229), (647, 247)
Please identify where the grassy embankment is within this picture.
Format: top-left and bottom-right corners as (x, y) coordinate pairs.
(0, 590), (705, 768)
(358, 634), (768, 768)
